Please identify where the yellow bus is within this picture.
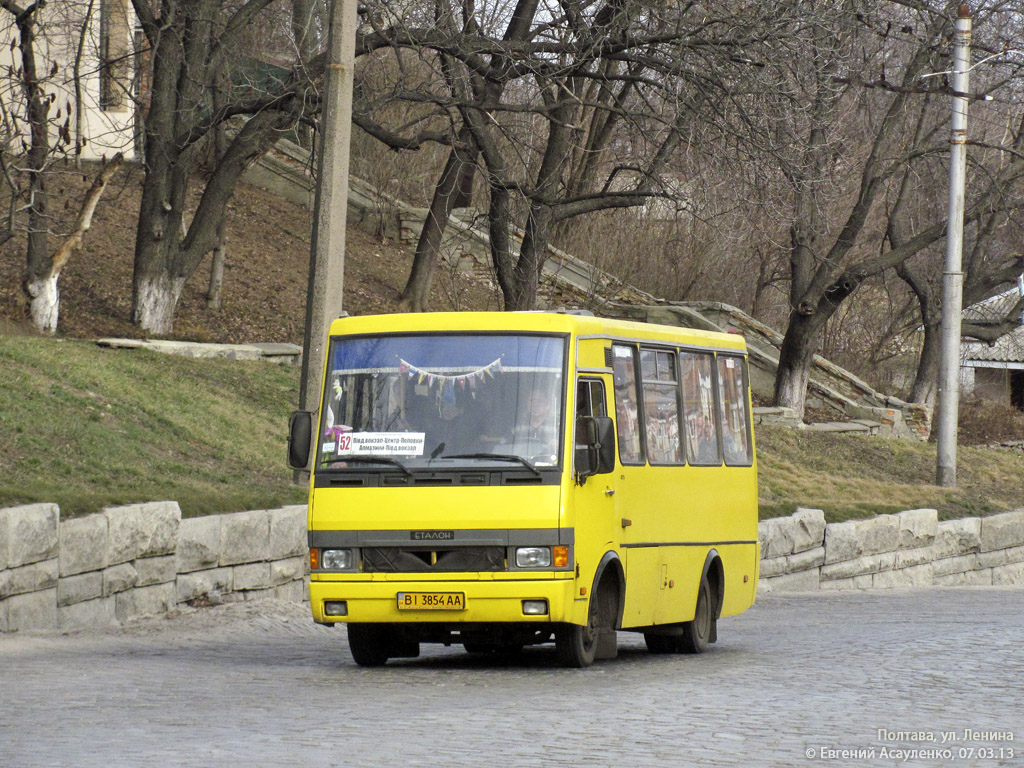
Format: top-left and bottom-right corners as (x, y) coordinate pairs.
(288, 311), (760, 667)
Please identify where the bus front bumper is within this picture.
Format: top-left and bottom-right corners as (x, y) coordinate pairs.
(310, 577), (577, 625)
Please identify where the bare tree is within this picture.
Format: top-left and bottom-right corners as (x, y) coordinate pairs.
(128, 0), (323, 333)
(723, 3), (1024, 418)
(1, 0), (128, 332)
(353, 0), (800, 311)
(890, 5), (1024, 407)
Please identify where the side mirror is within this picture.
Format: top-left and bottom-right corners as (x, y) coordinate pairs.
(575, 415), (615, 481)
(288, 410), (313, 469)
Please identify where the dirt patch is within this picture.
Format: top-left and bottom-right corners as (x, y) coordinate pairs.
(1, 162), (499, 344)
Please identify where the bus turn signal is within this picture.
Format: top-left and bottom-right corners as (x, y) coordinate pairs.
(553, 546), (569, 568)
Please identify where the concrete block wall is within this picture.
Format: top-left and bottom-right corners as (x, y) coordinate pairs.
(759, 507), (1024, 593)
(0, 503), (308, 633)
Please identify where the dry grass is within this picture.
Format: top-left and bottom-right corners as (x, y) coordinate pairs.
(756, 425), (1024, 522)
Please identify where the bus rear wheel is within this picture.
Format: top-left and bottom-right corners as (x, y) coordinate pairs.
(678, 575), (713, 654)
(643, 575), (714, 655)
(347, 624), (390, 667)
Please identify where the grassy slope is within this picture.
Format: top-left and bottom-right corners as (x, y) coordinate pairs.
(3, 335), (1023, 521)
(757, 426), (1024, 522)
(0, 336), (306, 518)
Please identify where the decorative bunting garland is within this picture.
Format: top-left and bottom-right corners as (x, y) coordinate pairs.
(397, 356), (502, 390)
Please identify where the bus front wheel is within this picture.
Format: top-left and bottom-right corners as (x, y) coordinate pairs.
(556, 581), (616, 667)
(555, 619), (597, 668)
(347, 624), (390, 667)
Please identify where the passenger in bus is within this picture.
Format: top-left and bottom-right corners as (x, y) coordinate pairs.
(722, 426), (747, 464)
(512, 387), (558, 460)
(689, 413), (719, 464)
(614, 392), (641, 463)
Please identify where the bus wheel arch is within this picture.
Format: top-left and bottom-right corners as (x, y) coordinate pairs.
(693, 549), (724, 649)
(701, 549), (725, 622)
(592, 550), (625, 629)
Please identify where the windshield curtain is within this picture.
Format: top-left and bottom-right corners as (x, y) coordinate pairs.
(318, 334), (566, 469)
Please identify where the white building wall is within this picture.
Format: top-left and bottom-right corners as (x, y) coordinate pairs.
(0, 1), (136, 162)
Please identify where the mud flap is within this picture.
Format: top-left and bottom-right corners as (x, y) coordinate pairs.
(595, 628), (618, 659)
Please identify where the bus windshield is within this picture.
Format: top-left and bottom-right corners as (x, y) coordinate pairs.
(318, 334), (566, 470)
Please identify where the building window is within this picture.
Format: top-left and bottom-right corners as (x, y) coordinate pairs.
(100, 0), (132, 112)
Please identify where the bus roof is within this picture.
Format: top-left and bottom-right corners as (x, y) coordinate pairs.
(328, 311), (747, 353)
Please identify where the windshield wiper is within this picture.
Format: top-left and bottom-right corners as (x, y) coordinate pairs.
(441, 453), (541, 476)
(320, 455), (413, 477)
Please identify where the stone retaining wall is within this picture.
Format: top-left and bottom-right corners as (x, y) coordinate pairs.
(0, 502), (308, 633)
(759, 507), (1024, 592)
(6, 501), (1022, 631)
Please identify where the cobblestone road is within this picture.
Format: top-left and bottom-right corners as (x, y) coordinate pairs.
(1, 587), (1021, 768)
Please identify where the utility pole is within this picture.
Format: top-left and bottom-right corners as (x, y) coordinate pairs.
(936, 4), (971, 487)
(297, 0), (358, 475)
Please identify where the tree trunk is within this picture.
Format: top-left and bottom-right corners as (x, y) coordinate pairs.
(207, 79), (228, 310)
(131, 146), (189, 332)
(504, 204), (552, 311)
(488, 183), (513, 310)
(10, 3), (53, 333)
(28, 153), (124, 334)
(134, 270), (189, 335)
(399, 128), (477, 312)
(25, 274), (59, 333)
(132, 42), (295, 332)
(774, 310), (828, 419)
(207, 237), (226, 310)
(910, 319), (941, 407)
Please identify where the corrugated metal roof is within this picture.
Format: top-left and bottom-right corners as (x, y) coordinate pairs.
(963, 326), (1024, 363)
(962, 287), (1024, 324)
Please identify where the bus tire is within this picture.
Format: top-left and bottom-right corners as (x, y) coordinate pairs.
(555, 620), (597, 668)
(678, 575), (713, 654)
(347, 623), (390, 667)
(556, 578), (618, 667)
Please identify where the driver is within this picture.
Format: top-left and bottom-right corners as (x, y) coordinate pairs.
(513, 387), (558, 459)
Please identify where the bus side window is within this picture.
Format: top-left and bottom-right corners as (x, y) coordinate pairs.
(680, 351), (721, 466)
(611, 345), (643, 465)
(639, 348), (683, 465)
(717, 355), (753, 465)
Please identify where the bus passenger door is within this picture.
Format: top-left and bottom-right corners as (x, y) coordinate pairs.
(570, 377), (620, 619)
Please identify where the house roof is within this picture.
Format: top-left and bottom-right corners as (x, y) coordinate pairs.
(962, 287), (1024, 325)
(963, 326), (1024, 363)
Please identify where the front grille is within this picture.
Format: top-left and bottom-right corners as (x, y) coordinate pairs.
(362, 546), (506, 572)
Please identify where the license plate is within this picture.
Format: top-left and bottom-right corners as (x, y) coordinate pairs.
(397, 592), (466, 611)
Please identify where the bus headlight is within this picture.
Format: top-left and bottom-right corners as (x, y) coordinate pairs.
(515, 547), (551, 568)
(321, 548), (354, 570)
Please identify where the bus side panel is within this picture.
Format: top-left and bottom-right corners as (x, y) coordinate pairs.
(640, 542), (757, 625)
(718, 543), (759, 617)
(619, 548), (662, 628)
(616, 463), (758, 626)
